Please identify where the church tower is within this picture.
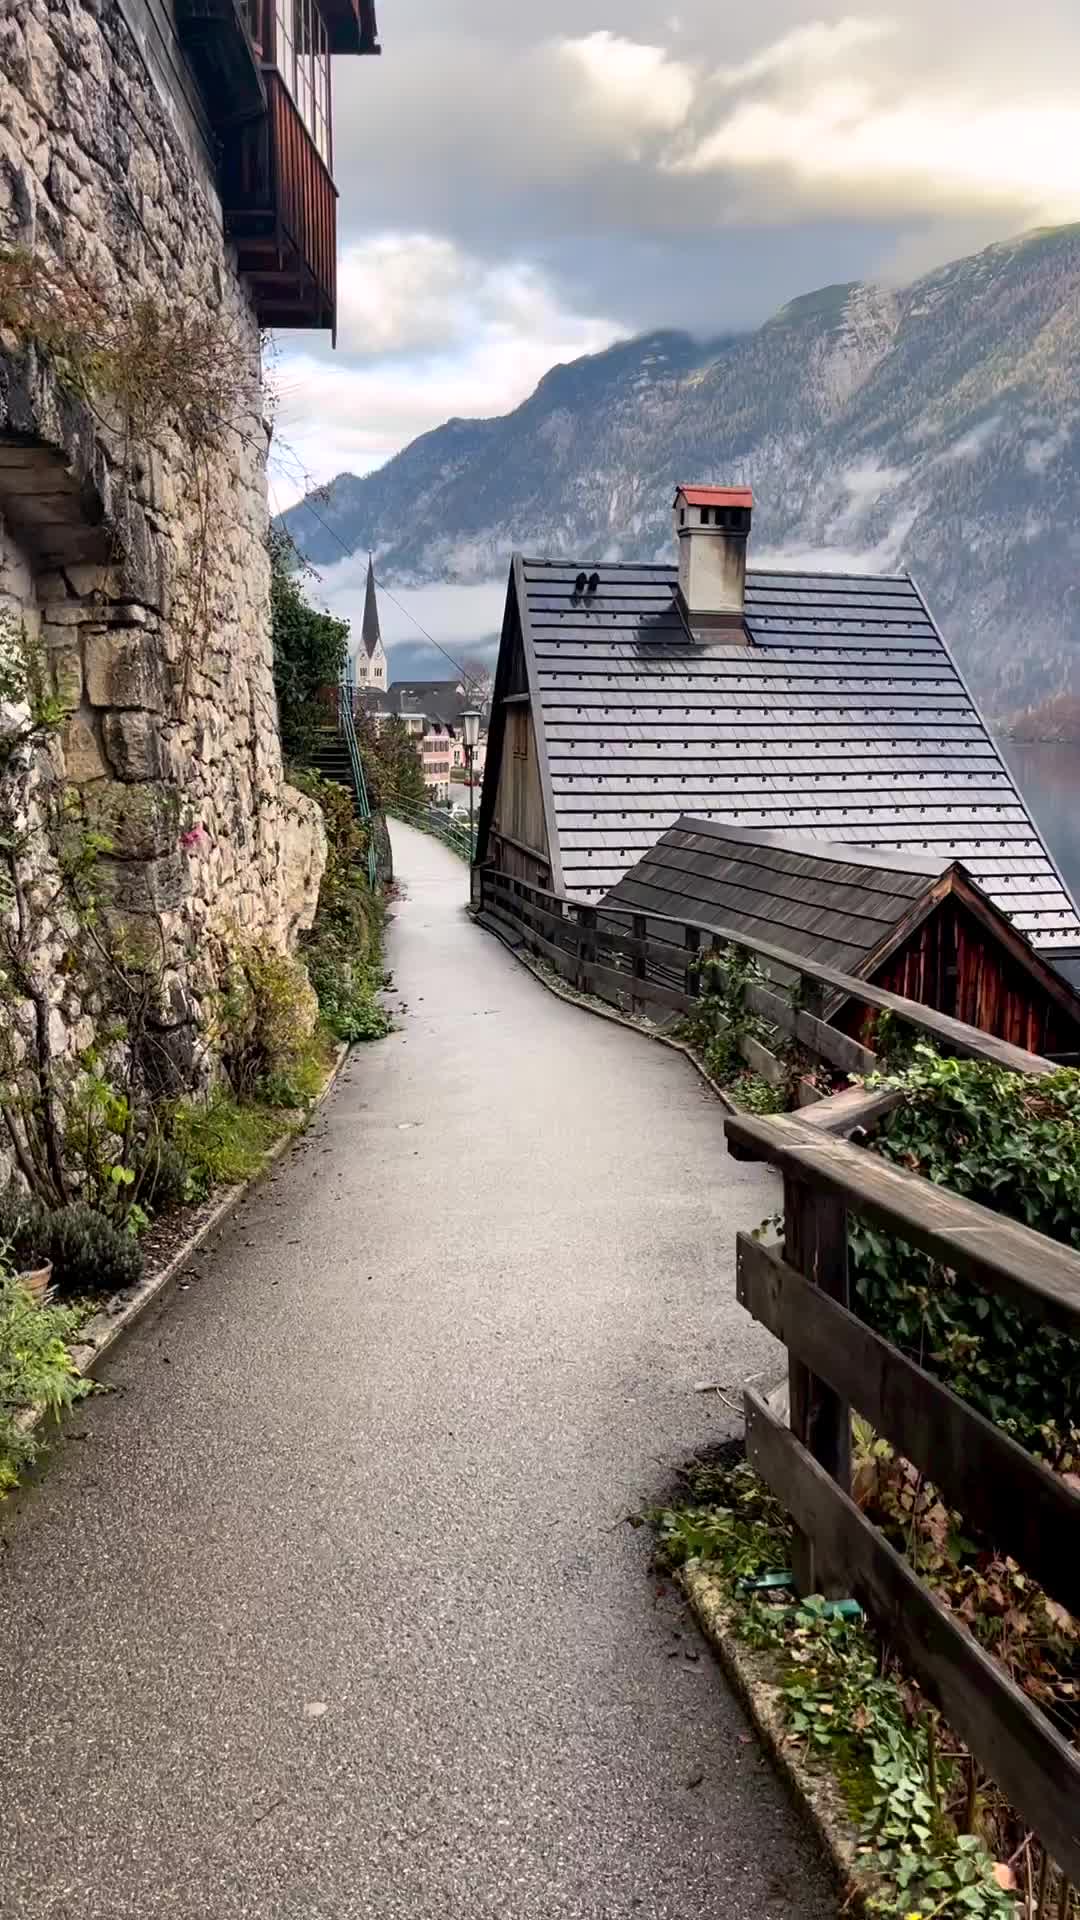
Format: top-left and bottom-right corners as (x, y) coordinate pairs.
(355, 554), (388, 689)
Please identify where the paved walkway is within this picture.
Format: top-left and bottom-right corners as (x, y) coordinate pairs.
(0, 826), (834, 1920)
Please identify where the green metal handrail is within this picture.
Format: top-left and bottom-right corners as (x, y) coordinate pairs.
(337, 680), (379, 889)
(387, 798), (476, 863)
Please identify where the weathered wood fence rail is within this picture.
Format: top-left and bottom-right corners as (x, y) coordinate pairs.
(728, 1107), (1080, 1886)
(476, 867), (1054, 1083)
(477, 863), (1080, 1878)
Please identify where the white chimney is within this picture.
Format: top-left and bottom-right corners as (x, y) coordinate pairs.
(673, 485), (753, 632)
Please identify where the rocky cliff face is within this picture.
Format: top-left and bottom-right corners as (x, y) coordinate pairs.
(282, 226), (1080, 715)
(0, 0), (324, 1181)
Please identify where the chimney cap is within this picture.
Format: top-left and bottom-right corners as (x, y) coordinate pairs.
(674, 484), (754, 510)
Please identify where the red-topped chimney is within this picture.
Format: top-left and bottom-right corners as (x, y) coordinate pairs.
(673, 484), (753, 632)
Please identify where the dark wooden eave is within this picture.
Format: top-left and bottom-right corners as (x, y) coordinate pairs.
(320, 0), (381, 54)
(176, 0), (266, 126)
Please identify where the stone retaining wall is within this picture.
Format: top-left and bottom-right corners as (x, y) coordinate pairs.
(0, 0), (326, 1181)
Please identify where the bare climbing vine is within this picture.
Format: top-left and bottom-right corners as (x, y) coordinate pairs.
(0, 245), (260, 710)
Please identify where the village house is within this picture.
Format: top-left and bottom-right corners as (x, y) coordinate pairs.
(0, 0), (380, 1152)
(476, 485), (1080, 1017)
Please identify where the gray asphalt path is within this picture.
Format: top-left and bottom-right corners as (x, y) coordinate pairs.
(0, 825), (834, 1920)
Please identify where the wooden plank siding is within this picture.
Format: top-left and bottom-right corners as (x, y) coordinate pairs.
(476, 870), (1057, 1077)
(841, 895), (1080, 1058)
(489, 705), (551, 886)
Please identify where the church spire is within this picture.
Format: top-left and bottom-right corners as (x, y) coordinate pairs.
(362, 552), (382, 658)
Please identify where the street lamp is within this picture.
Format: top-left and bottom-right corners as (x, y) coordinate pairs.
(462, 708), (481, 859)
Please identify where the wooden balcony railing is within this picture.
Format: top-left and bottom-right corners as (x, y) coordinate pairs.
(223, 70), (337, 330)
(267, 72), (336, 324)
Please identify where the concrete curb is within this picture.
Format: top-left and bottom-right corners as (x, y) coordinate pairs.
(681, 1564), (869, 1911)
(16, 1045), (350, 1435)
(469, 907), (739, 1113)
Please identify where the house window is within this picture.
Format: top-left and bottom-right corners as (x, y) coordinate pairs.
(274, 0), (331, 165)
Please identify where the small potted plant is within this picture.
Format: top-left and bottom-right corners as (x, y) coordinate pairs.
(0, 1197), (53, 1306)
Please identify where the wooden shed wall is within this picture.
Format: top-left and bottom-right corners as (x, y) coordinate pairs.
(839, 898), (1080, 1057)
(488, 705), (552, 889)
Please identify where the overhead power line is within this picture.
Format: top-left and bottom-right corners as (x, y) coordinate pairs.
(275, 467), (474, 683)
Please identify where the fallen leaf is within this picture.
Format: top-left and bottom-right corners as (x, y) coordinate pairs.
(992, 1865), (1017, 1891)
(1044, 1598), (1079, 1637)
(686, 1770), (704, 1789)
(304, 1701), (328, 1718)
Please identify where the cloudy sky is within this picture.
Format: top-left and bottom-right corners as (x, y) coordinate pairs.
(268, 0), (1080, 519)
(267, 1), (1080, 669)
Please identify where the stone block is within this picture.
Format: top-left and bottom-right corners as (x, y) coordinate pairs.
(84, 629), (163, 710)
(51, 645), (82, 711)
(41, 601), (87, 625)
(97, 851), (187, 916)
(102, 709), (164, 781)
(62, 712), (107, 782)
(81, 780), (179, 860)
(63, 563), (111, 598)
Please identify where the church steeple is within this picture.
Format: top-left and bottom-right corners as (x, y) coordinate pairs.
(362, 552), (382, 658)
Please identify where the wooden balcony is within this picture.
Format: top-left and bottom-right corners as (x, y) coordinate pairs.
(222, 71), (337, 331)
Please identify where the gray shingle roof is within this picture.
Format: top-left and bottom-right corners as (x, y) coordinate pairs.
(602, 820), (952, 976)
(518, 558), (1080, 958)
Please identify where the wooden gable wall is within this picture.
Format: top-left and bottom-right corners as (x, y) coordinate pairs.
(477, 575), (553, 890)
(840, 896), (1080, 1059)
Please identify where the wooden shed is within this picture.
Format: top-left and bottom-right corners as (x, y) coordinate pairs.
(601, 819), (1080, 1059)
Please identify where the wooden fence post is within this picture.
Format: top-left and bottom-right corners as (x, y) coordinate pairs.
(684, 924), (700, 998)
(631, 913), (647, 1015)
(577, 906), (597, 992)
(783, 1171), (851, 1596)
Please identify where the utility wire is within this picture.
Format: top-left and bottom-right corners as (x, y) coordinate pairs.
(273, 464), (474, 683)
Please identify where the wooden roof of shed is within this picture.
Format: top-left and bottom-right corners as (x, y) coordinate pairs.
(491, 556), (1080, 964)
(602, 820), (954, 977)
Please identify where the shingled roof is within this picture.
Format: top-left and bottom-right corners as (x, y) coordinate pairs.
(478, 556), (1080, 967)
(603, 820), (955, 977)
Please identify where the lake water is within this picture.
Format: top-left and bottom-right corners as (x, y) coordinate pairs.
(1000, 741), (1080, 906)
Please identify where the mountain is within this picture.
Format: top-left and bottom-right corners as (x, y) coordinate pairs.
(281, 226), (1080, 716)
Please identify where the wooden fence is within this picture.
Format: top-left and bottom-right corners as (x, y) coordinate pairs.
(477, 864), (1080, 1878)
(728, 1107), (1080, 1885)
(475, 867), (1054, 1084)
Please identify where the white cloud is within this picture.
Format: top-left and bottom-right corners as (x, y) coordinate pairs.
(713, 16), (893, 90)
(672, 24), (1080, 226)
(557, 31), (697, 145)
(940, 416), (1002, 462)
(269, 236), (622, 507)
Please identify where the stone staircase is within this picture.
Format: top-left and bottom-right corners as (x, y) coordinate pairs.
(307, 726), (359, 805)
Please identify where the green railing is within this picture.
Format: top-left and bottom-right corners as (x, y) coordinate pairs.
(337, 681), (380, 889)
(387, 797), (476, 863)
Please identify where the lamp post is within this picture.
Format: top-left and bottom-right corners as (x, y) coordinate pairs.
(462, 708), (481, 859)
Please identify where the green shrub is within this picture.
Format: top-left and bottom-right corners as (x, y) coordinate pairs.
(0, 1192), (142, 1297)
(854, 1048), (1080, 1460)
(215, 938), (319, 1100)
(139, 1139), (194, 1218)
(0, 1190), (51, 1272)
(0, 1271), (91, 1495)
(170, 1092), (284, 1200)
(45, 1204), (143, 1298)
(305, 942), (390, 1043)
